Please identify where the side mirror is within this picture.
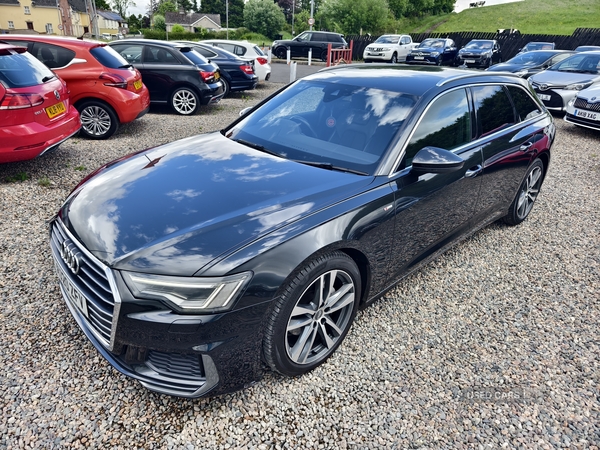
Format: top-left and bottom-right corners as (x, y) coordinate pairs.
(411, 146), (464, 174)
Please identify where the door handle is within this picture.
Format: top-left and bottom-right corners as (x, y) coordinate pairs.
(465, 165), (483, 178)
(520, 142), (533, 152)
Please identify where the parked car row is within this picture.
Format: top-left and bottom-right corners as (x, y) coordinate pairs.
(0, 36), (268, 163)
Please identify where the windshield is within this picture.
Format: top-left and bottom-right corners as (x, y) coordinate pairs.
(374, 36), (399, 44)
(550, 53), (600, 74)
(524, 42), (554, 51)
(508, 51), (554, 65)
(419, 39), (444, 49)
(465, 40), (492, 50)
(225, 80), (417, 176)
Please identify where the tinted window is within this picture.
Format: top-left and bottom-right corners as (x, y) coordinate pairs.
(402, 89), (471, 169)
(31, 43), (75, 68)
(193, 46), (218, 59)
(111, 44), (143, 63)
(328, 34), (343, 43)
(253, 45), (265, 56)
(0, 50), (55, 87)
(181, 48), (208, 65)
(506, 86), (542, 121)
(549, 53), (572, 65)
(472, 85), (515, 137)
(144, 46), (180, 64)
(90, 45), (129, 68)
(311, 33), (327, 42)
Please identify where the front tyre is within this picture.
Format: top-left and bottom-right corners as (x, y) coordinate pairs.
(263, 251), (361, 376)
(170, 87), (199, 115)
(390, 53), (398, 64)
(503, 159), (545, 226)
(78, 100), (119, 139)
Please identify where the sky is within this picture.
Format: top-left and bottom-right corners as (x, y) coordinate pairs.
(127, 0), (524, 21)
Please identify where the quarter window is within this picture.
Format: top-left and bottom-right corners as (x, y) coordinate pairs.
(506, 86), (542, 121)
(472, 85), (515, 137)
(401, 88), (471, 169)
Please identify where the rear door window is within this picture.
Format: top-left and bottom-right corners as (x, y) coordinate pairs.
(311, 33), (327, 42)
(506, 85), (542, 121)
(471, 85), (515, 137)
(30, 42), (75, 68)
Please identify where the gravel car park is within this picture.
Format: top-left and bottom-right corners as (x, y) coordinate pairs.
(0, 83), (599, 448)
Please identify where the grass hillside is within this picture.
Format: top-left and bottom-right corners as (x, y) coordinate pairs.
(402, 0), (600, 35)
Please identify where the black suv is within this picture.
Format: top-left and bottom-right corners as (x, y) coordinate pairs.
(455, 39), (502, 68)
(109, 39), (224, 115)
(272, 31), (347, 61)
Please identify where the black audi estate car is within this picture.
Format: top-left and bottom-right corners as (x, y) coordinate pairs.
(50, 65), (555, 398)
(109, 39), (224, 115)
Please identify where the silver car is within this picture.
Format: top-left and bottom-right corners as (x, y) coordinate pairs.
(529, 51), (600, 111)
(564, 83), (600, 131)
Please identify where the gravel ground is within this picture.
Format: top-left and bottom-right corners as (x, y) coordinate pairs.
(0, 82), (599, 449)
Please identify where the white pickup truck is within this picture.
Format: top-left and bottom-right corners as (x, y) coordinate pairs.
(363, 34), (419, 63)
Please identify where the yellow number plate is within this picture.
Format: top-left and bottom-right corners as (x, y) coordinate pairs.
(214, 72), (220, 80)
(133, 79), (143, 90)
(46, 101), (66, 119)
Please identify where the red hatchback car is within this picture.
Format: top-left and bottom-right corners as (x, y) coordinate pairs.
(0, 35), (150, 139)
(0, 44), (80, 164)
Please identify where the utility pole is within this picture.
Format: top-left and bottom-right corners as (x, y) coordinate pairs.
(309, 0), (314, 31)
(226, 0), (229, 39)
(291, 0), (294, 35)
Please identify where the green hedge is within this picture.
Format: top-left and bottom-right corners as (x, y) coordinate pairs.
(140, 29), (207, 41)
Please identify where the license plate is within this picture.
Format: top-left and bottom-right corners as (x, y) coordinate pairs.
(46, 101), (66, 119)
(214, 72), (220, 80)
(465, 59), (476, 63)
(133, 79), (142, 90)
(54, 259), (89, 318)
(537, 93), (551, 101)
(575, 109), (599, 121)
(414, 56), (424, 60)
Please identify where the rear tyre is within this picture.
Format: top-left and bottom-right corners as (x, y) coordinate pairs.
(78, 100), (119, 139)
(320, 50), (328, 62)
(503, 159), (544, 226)
(263, 251), (361, 376)
(170, 87), (199, 115)
(221, 78), (231, 98)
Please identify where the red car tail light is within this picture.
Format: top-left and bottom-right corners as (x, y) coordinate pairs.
(240, 64), (254, 75)
(256, 57), (268, 65)
(0, 92), (44, 110)
(199, 70), (217, 82)
(99, 72), (128, 89)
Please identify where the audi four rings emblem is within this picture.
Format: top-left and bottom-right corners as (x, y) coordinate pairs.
(60, 241), (80, 275)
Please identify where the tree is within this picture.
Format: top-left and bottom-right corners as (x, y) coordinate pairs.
(157, 0), (177, 15)
(153, 13), (166, 30)
(228, 0), (245, 28)
(128, 13), (142, 30)
(177, 0), (194, 13)
(201, 0), (225, 16)
(111, 0), (136, 19)
(244, 0), (286, 39)
(320, 0), (388, 34)
(95, 0), (111, 10)
(171, 23), (185, 32)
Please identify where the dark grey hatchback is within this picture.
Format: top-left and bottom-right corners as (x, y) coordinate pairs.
(109, 39), (224, 115)
(50, 66), (555, 398)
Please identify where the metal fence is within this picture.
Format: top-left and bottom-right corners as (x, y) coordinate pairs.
(346, 28), (600, 61)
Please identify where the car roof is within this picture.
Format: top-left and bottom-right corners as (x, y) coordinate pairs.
(0, 34), (104, 49)
(312, 65), (524, 97)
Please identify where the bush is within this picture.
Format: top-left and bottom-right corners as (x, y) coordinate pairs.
(171, 24), (185, 33)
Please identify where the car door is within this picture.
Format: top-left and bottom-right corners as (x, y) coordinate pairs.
(492, 42), (502, 64)
(443, 40), (457, 64)
(473, 84), (549, 221)
(290, 32), (311, 57)
(386, 87), (483, 279)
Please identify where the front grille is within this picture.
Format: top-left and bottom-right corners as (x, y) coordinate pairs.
(50, 220), (115, 347)
(574, 97), (600, 112)
(534, 88), (564, 108)
(147, 351), (205, 380)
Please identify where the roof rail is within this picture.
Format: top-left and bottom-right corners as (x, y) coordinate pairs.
(436, 70), (518, 86)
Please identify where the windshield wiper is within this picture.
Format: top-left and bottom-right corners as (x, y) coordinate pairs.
(232, 138), (282, 157)
(294, 160), (368, 176)
(41, 75), (56, 82)
(118, 64), (134, 69)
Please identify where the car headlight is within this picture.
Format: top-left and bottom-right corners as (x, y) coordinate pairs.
(431, 52), (440, 57)
(565, 81), (593, 90)
(567, 97), (577, 107)
(515, 69), (529, 77)
(122, 271), (252, 313)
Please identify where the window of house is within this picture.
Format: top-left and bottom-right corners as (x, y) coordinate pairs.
(8, 21), (15, 29)
(401, 88), (471, 169)
(471, 85), (515, 137)
(24, 5), (30, 14)
(45, 23), (53, 34)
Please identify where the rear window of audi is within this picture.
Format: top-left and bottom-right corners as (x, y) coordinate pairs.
(181, 49), (209, 65)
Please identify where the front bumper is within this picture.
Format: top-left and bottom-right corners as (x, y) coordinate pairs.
(405, 55), (440, 65)
(456, 55), (490, 68)
(363, 50), (394, 62)
(50, 218), (271, 398)
(564, 98), (600, 130)
(532, 87), (574, 111)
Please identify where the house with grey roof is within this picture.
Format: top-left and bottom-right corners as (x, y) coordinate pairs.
(165, 11), (222, 33)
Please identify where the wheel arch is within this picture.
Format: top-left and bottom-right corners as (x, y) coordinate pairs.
(73, 96), (121, 122)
